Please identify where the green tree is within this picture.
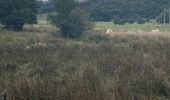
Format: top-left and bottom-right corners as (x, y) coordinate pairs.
(37, 0), (54, 14)
(157, 10), (170, 23)
(0, 0), (37, 31)
(83, 0), (170, 23)
(48, 0), (92, 38)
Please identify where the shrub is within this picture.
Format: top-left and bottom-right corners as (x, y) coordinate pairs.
(48, 0), (92, 38)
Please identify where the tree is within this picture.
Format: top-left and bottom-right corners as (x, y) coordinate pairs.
(37, 0), (54, 14)
(157, 10), (170, 23)
(0, 0), (37, 31)
(48, 0), (92, 38)
(83, 0), (170, 23)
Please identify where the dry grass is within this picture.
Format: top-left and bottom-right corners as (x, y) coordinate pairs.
(0, 27), (170, 100)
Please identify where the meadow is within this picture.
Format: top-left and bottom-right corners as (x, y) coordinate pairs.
(95, 22), (170, 32)
(0, 22), (170, 100)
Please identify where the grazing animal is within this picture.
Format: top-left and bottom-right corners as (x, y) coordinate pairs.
(106, 29), (113, 35)
(33, 42), (47, 47)
(151, 29), (160, 33)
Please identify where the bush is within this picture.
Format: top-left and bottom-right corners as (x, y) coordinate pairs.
(48, 0), (92, 38)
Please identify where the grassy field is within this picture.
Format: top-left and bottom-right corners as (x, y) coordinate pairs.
(95, 22), (170, 32)
(0, 23), (170, 100)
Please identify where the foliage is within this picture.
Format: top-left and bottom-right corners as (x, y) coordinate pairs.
(113, 17), (126, 25)
(83, 0), (170, 23)
(48, 0), (92, 38)
(157, 10), (170, 23)
(136, 18), (146, 24)
(37, 0), (54, 14)
(0, 0), (37, 31)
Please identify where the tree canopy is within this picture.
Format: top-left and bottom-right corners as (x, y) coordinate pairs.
(37, 0), (54, 14)
(83, 0), (170, 23)
(0, 0), (37, 31)
(48, 0), (91, 38)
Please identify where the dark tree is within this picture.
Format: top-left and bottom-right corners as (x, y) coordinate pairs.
(0, 0), (37, 31)
(48, 0), (92, 38)
(37, 0), (54, 14)
(83, 0), (170, 24)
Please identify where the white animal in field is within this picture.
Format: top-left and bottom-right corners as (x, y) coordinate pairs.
(25, 42), (47, 50)
(33, 42), (47, 47)
(106, 29), (113, 35)
(151, 29), (160, 33)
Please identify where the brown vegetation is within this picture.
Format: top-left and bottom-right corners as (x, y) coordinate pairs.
(0, 28), (170, 100)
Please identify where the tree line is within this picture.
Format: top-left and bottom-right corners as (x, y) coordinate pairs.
(0, 0), (37, 31)
(83, 0), (170, 24)
(0, 0), (90, 38)
(37, 0), (170, 24)
(0, 0), (169, 38)
(37, 0), (54, 14)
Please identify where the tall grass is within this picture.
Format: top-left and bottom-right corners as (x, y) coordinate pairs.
(0, 27), (170, 100)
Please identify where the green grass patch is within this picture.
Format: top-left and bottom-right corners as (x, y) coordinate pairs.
(95, 22), (170, 31)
